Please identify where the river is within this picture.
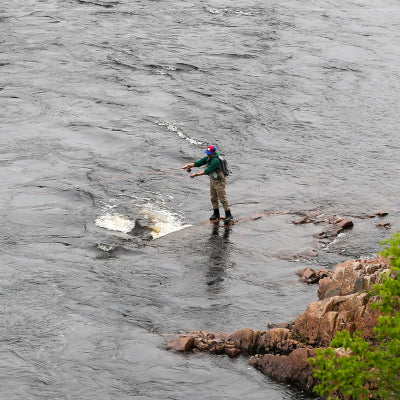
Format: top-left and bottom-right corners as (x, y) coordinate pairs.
(1, 0), (400, 399)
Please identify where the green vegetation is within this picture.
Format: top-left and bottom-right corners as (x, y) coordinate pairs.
(308, 232), (400, 400)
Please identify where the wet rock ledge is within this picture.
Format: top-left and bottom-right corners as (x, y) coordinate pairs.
(166, 256), (390, 392)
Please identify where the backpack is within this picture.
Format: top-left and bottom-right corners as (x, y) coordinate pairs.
(218, 155), (230, 177)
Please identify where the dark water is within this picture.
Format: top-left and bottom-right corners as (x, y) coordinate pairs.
(1, 1), (400, 398)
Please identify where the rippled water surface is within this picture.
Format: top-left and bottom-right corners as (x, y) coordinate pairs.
(1, 1), (400, 398)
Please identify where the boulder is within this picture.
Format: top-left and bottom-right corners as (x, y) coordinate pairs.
(166, 335), (195, 352)
(293, 292), (380, 346)
(227, 328), (260, 353)
(318, 257), (390, 300)
(333, 218), (354, 231)
(249, 348), (317, 390)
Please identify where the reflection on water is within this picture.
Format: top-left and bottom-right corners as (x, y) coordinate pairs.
(206, 224), (232, 291)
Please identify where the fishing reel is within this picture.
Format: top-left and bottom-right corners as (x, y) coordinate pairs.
(186, 167), (192, 173)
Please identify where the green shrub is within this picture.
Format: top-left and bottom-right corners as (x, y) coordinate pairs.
(308, 232), (400, 400)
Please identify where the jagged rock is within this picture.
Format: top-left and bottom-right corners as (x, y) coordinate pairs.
(297, 267), (331, 284)
(249, 348), (316, 390)
(228, 328), (260, 353)
(254, 328), (306, 354)
(167, 328), (306, 358)
(293, 292), (380, 346)
(318, 257), (390, 300)
(190, 331), (230, 354)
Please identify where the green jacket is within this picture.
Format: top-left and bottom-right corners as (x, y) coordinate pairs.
(194, 152), (221, 175)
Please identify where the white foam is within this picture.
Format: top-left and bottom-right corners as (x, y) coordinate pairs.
(155, 120), (204, 146)
(139, 205), (191, 239)
(95, 205), (191, 239)
(95, 213), (135, 234)
(204, 6), (254, 16)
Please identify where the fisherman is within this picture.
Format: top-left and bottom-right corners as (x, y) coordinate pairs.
(183, 145), (233, 224)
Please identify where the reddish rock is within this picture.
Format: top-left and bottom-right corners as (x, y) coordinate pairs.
(297, 267), (315, 282)
(191, 331), (230, 353)
(377, 212), (388, 217)
(167, 335), (195, 352)
(254, 328), (305, 354)
(297, 267), (331, 284)
(377, 221), (390, 229)
(333, 218), (354, 230)
(228, 328), (260, 353)
(292, 216), (309, 224)
(313, 217), (354, 239)
(249, 348), (317, 390)
(358, 214), (376, 219)
(318, 257), (390, 300)
(293, 292), (380, 346)
(225, 346), (241, 358)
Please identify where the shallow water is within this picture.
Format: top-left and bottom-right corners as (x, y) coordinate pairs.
(1, 0), (400, 398)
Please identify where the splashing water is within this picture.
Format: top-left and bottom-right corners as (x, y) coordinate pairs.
(139, 205), (191, 239)
(95, 204), (191, 239)
(95, 213), (136, 234)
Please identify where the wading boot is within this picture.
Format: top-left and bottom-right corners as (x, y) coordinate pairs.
(224, 210), (233, 224)
(210, 209), (220, 221)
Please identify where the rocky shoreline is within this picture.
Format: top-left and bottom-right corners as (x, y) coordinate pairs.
(166, 256), (390, 393)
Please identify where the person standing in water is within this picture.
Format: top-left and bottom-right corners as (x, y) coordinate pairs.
(183, 145), (233, 224)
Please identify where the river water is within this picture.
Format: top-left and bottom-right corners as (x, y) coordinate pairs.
(1, 1), (400, 399)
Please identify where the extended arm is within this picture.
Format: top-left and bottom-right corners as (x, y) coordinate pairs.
(189, 170), (204, 178)
(182, 163), (195, 170)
